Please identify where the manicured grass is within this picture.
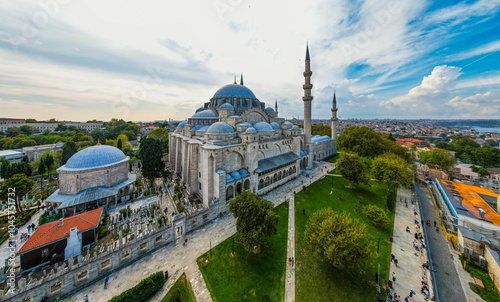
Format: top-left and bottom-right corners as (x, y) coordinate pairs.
(295, 177), (394, 302)
(198, 202), (289, 302)
(161, 273), (196, 302)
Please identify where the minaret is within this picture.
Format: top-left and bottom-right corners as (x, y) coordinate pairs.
(303, 43), (313, 147)
(240, 73), (244, 85)
(275, 99), (278, 115)
(331, 90), (338, 140)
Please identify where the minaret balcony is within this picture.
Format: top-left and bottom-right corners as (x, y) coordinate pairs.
(303, 71), (312, 77)
(303, 84), (313, 90)
(302, 96), (313, 102)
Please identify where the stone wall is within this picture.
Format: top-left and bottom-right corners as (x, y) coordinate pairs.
(485, 246), (500, 291)
(2, 199), (227, 302)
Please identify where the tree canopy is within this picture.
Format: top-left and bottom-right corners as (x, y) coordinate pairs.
(371, 152), (414, 189)
(305, 208), (375, 271)
(139, 137), (166, 183)
(336, 152), (368, 188)
(61, 141), (78, 165)
(228, 191), (279, 251)
(0, 174), (35, 211)
(336, 126), (389, 158)
(419, 149), (456, 171)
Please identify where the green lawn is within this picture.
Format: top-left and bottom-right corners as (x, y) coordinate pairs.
(295, 176), (394, 302)
(161, 273), (196, 302)
(460, 255), (500, 302)
(198, 202), (289, 302)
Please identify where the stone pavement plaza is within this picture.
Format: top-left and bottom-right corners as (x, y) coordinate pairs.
(389, 187), (433, 301)
(71, 162), (334, 302)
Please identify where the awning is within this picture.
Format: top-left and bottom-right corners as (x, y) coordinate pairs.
(255, 152), (300, 173)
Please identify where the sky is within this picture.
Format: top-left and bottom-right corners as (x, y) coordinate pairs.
(1, 0), (500, 122)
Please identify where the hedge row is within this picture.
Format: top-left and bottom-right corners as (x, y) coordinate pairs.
(108, 271), (165, 302)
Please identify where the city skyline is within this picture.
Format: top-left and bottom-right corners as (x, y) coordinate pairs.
(1, 0), (500, 121)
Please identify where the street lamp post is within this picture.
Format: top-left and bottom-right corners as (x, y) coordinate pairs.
(377, 237), (380, 255)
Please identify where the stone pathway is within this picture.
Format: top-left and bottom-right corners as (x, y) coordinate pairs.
(389, 187), (433, 301)
(284, 194), (295, 302)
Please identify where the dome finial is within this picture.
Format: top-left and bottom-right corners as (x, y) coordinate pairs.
(233, 76), (237, 84)
(97, 139), (101, 145)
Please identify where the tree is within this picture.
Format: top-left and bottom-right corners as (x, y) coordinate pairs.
(117, 138), (123, 150)
(228, 191), (279, 251)
(148, 128), (169, 151)
(0, 174), (35, 212)
(19, 125), (34, 135)
(139, 137), (165, 183)
(387, 133), (396, 142)
(336, 152), (368, 188)
(363, 204), (390, 225)
(160, 121), (170, 128)
(61, 141), (78, 165)
(449, 136), (480, 163)
(371, 153), (414, 189)
(472, 146), (500, 168)
(37, 157), (46, 175)
(485, 139), (499, 147)
(336, 126), (388, 158)
(419, 149), (457, 171)
(0, 158), (10, 179)
(44, 154), (54, 179)
(305, 209), (375, 271)
(5, 127), (21, 138)
(478, 168), (489, 177)
(55, 123), (68, 132)
(91, 129), (106, 145)
(25, 118), (37, 123)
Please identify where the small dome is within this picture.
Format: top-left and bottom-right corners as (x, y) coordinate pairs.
(291, 125), (300, 131)
(253, 122), (274, 132)
(245, 127), (257, 134)
(281, 121), (293, 130)
(177, 121), (188, 129)
(213, 84), (257, 99)
(206, 122), (235, 134)
(270, 122), (280, 130)
(195, 107), (205, 113)
(236, 122), (252, 127)
(230, 171), (242, 180)
(219, 103), (235, 111)
(60, 145), (127, 171)
(192, 109), (218, 118)
(265, 107), (275, 113)
(226, 174), (233, 182)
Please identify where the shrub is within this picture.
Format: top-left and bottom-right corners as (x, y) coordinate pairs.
(97, 213), (110, 239)
(363, 204), (389, 225)
(176, 201), (185, 213)
(109, 271), (165, 302)
(387, 183), (397, 212)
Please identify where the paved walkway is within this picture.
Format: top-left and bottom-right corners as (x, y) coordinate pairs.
(284, 194), (295, 302)
(416, 183), (467, 302)
(389, 187), (433, 301)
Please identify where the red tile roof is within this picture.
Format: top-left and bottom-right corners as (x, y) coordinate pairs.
(18, 208), (103, 254)
(397, 138), (425, 143)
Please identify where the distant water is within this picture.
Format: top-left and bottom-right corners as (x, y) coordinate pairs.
(471, 127), (500, 133)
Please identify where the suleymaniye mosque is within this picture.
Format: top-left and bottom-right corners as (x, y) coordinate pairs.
(169, 45), (338, 207)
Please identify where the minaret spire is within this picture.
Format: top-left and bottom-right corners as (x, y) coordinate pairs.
(302, 43), (313, 154)
(275, 99), (278, 115)
(233, 76), (237, 84)
(331, 90), (338, 141)
(240, 73), (244, 85)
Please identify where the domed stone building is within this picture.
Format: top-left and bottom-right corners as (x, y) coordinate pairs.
(46, 144), (136, 217)
(169, 46), (338, 207)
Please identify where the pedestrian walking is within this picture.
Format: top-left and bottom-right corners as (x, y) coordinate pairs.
(291, 257), (294, 267)
(104, 275), (109, 289)
(394, 258), (398, 267)
(392, 272), (396, 283)
(84, 295), (89, 302)
(434, 221), (437, 227)
(289, 257), (292, 266)
(410, 288), (415, 298)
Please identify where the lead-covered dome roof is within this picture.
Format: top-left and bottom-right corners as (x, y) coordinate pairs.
(192, 109), (218, 118)
(59, 145), (128, 171)
(213, 84), (257, 99)
(219, 103), (235, 110)
(206, 122), (235, 134)
(253, 122), (274, 132)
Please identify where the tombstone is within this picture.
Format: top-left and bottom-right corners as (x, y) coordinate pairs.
(18, 278), (26, 290)
(54, 263), (58, 270)
(68, 257), (74, 268)
(43, 270), (47, 276)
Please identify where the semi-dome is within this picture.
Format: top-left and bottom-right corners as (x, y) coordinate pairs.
(281, 121), (293, 130)
(265, 107), (275, 113)
(177, 121), (188, 129)
(213, 84), (257, 99)
(206, 122), (235, 134)
(245, 127), (257, 134)
(219, 103), (235, 111)
(270, 122), (280, 130)
(192, 109), (218, 118)
(60, 145), (127, 171)
(253, 122), (274, 132)
(195, 107), (205, 113)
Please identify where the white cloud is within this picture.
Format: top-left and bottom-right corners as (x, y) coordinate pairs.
(380, 65), (462, 111)
(448, 91), (500, 115)
(449, 40), (500, 61)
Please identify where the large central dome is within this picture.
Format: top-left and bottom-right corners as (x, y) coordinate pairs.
(59, 145), (128, 171)
(212, 84), (257, 99)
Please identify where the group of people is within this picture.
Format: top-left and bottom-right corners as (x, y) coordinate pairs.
(288, 257), (295, 267)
